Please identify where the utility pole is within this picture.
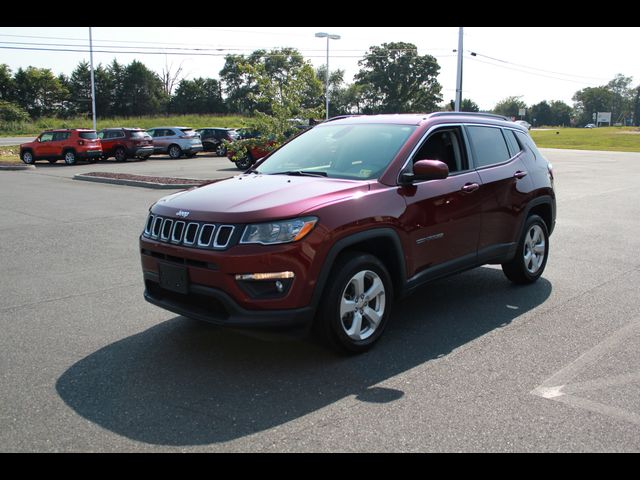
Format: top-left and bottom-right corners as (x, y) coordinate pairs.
(455, 27), (463, 111)
(89, 27), (97, 131)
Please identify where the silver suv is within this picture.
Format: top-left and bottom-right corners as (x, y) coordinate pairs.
(146, 126), (203, 159)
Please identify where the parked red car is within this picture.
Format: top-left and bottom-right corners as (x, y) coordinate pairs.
(141, 112), (555, 353)
(20, 129), (102, 165)
(98, 128), (154, 162)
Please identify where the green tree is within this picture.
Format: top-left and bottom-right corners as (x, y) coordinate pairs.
(0, 64), (15, 101)
(493, 96), (527, 119)
(529, 101), (552, 126)
(119, 60), (168, 116)
(0, 99), (30, 123)
(220, 51), (266, 114)
(12, 66), (69, 117)
(606, 74), (634, 124)
(170, 77), (226, 114)
(572, 86), (614, 126)
(446, 98), (479, 112)
(548, 100), (572, 126)
(354, 42), (442, 114)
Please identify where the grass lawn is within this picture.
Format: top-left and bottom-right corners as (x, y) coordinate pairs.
(531, 127), (640, 152)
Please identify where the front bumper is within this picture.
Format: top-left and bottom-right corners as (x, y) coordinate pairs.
(143, 271), (313, 330)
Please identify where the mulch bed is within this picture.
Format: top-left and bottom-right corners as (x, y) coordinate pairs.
(81, 172), (214, 185)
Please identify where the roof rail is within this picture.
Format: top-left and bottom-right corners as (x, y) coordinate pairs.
(429, 111), (510, 122)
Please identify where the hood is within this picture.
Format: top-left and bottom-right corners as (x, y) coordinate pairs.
(152, 174), (370, 223)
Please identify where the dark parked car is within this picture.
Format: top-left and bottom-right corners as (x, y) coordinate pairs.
(97, 128), (154, 162)
(20, 129), (102, 165)
(195, 128), (239, 156)
(140, 112), (555, 353)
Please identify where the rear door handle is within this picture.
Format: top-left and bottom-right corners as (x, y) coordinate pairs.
(461, 183), (480, 193)
(514, 170), (528, 179)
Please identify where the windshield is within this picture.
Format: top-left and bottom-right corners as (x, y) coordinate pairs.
(255, 123), (416, 180)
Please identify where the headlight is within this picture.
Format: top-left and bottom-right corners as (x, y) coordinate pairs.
(240, 217), (318, 245)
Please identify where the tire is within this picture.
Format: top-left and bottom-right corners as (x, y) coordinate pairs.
(63, 150), (77, 165)
(114, 147), (127, 162)
(215, 144), (227, 157)
(168, 144), (182, 159)
(21, 151), (34, 164)
(315, 252), (393, 354)
(235, 152), (253, 170)
(502, 214), (549, 284)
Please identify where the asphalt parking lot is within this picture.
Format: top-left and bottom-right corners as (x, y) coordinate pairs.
(1, 148), (639, 452)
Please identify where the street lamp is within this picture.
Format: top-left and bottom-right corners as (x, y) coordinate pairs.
(315, 32), (341, 120)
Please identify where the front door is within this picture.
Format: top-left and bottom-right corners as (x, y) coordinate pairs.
(399, 126), (484, 278)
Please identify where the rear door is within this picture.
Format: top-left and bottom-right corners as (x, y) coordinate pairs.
(465, 125), (534, 254)
(50, 131), (69, 157)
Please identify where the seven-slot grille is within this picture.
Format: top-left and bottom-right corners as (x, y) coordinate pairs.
(143, 213), (236, 250)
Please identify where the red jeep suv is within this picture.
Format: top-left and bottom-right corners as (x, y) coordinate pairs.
(20, 129), (102, 165)
(98, 128), (154, 162)
(140, 113), (555, 353)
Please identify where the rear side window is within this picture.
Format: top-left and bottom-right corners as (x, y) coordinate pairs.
(79, 131), (98, 140)
(514, 130), (543, 161)
(503, 129), (522, 157)
(466, 126), (511, 168)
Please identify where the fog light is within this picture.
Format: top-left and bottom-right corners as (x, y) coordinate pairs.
(235, 271), (295, 281)
(275, 280), (284, 292)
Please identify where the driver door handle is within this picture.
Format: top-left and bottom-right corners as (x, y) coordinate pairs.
(461, 183), (480, 193)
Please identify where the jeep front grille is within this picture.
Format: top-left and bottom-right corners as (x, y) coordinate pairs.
(142, 213), (237, 250)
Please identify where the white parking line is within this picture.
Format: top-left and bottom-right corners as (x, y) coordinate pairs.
(532, 318), (640, 426)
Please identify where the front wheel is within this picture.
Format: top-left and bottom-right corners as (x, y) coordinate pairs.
(21, 151), (34, 164)
(315, 252), (393, 354)
(502, 214), (549, 284)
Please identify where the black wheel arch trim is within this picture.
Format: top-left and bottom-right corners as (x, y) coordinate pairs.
(520, 194), (556, 236)
(309, 228), (407, 311)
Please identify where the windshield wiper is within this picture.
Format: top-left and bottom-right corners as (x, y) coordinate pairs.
(271, 170), (328, 177)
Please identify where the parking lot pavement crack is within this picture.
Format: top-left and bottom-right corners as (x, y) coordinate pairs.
(0, 282), (139, 314)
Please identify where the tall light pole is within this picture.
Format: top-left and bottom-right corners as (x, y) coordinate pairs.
(89, 27), (96, 131)
(454, 27), (463, 112)
(315, 32), (340, 120)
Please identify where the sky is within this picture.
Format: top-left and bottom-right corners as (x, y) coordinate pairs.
(1, 26), (639, 111)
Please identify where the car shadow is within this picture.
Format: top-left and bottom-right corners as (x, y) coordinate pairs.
(56, 267), (551, 446)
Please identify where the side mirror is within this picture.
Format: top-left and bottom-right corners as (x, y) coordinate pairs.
(37, 137), (42, 143)
(399, 159), (449, 185)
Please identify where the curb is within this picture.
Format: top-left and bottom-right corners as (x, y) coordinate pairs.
(73, 174), (202, 189)
(0, 164), (36, 171)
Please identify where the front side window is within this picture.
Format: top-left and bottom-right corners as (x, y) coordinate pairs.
(40, 133), (54, 142)
(413, 127), (467, 174)
(466, 125), (511, 169)
(256, 123), (416, 180)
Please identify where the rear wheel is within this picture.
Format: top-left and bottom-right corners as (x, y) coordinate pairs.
(63, 150), (77, 165)
(114, 147), (127, 162)
(235, 152), (253, 170)
(502, 214), (549, 284)
(215, 144), (227, 157)
(168, 144), (182, 159)
(315, 252), (393, 354)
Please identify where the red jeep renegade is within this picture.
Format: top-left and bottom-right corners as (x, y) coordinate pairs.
(140, 113), (556, 353)
(20, 129), (102, 165)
